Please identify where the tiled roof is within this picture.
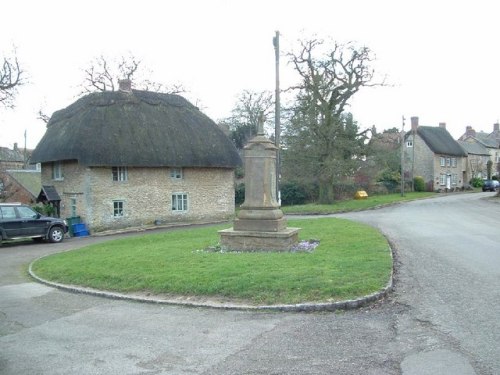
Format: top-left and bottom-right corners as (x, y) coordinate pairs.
(458, 141), (490, 156)
(5, 170), (41, 197)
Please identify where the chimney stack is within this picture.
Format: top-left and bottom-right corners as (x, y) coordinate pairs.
(118, 79), (132, 93)
(13, 142), (18, 151)
(410, 116), (419, 132)
(465, 126), (476, 137)
(494, 123), (499, 132)
(439, 122), (446, 129)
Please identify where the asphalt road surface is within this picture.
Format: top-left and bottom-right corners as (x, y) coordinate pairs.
(1, 192), (498, 374)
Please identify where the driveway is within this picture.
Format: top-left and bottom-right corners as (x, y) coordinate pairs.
(1, 193), (498, 374)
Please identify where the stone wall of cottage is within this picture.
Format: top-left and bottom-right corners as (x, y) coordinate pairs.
(405, 133), (434, 188)
(41, 162), (235, 232)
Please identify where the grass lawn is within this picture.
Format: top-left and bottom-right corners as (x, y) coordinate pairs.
(31, 218), (392, 305)
(281, 192), (435, 214)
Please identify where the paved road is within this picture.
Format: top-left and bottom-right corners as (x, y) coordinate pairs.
(0, 192), (498, 374)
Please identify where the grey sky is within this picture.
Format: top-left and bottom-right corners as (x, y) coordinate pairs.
(1, 0), (499, 149)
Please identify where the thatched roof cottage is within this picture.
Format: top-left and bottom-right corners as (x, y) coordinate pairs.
(31, 80), (241, 232)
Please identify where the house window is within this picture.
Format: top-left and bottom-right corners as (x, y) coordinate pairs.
(451, 158), (457, 167)
(113, 201), (124, 217)
(172, 193), (188, 212)
(451, 174), (458, 185)
(52, 161), (63, 180)
(112, 167), (128, 182)
(446, 157), (451, 167)
(440, 157), (445, 167)
(439, 174), (446, 186)
(406, 140), (413, 147)
(170, 168), (183, 179)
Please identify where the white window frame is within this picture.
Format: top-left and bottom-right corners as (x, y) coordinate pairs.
(52, 161), (63, 180)
(112, 167), (128, 182)
(406, 140), (413, 147)
(171, 193), (188, 212)
(451, 174), (458, 185)
(439, 174), (446, 186)
(170, 168), (183, 180)
(446, 157), (451, 167)
(440, 157), (446, 167)
(451, 158), (457, 167)
(113, 200), (124, 217)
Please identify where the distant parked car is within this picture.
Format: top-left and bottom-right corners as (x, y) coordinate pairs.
(0, 203), (68, 245)
(482, 180), (500, 192)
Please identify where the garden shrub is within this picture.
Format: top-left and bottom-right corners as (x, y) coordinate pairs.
(280, 181), (307, 206)
(235, 183), (245, 205)
(413, 176), (425, 192)
(470, 177), (483, 188)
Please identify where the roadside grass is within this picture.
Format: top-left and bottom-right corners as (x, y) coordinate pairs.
(281, 192), (435, 214)
(31, 218), (392, 305)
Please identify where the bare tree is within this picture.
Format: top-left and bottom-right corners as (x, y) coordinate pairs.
(220, 90), (274, 149)
(80, 54), (184, 95)
(282, 37), (384, 203)
(0, 51), (25, 108)
(37, 109), (51, 124)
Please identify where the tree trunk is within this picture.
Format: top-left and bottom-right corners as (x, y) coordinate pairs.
(318, 179), (334, 204)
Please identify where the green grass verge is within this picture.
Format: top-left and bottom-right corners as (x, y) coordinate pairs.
(281, 192), (435, 214)
(31, 218), (392, 305)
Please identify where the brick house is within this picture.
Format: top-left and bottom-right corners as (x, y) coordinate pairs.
(0, 144), (38, 202)
(0, 170), (41, 204)
(30, 81), (241, 232)
(404, 117), (468, 191)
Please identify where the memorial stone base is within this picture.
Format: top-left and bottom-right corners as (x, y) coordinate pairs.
(218, 227), (300, 252)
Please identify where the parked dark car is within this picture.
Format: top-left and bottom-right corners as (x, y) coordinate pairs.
(482, 179), (500, 192)
(0, 203), (68, 245)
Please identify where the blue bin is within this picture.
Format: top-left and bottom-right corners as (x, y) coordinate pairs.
(72, 223), (89, 237)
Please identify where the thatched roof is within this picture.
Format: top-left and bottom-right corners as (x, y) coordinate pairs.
(414, 126), (467, 157)
(31, 90), (241, 168)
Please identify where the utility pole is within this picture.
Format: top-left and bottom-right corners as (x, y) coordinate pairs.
(401, 116), (405, 196)
(273, 30), (281, 204)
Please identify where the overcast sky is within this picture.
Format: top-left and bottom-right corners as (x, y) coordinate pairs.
(1, 0), (499, 149)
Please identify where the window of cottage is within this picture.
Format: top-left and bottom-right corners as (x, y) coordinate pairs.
(52, 161), (63, 180)
(451, 158), (457, 167)
(112, 167), (128, 182)
(440, 157), (445, 167)
(406, 140), (413, 147)
(439, 174), (446, 186)
(170, 168), (183, 179)
(172, 193), (188, 212)
(446, 157), (451, 167)
(451, 174), (458, 185)
(113, 201), (124, 217)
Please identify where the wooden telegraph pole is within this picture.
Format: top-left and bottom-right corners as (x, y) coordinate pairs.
(273, 31), (281, 204)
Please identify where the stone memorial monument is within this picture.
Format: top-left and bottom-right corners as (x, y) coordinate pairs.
(219, 117), (300, 251)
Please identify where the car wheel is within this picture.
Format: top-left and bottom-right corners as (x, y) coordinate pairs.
(48, 226), (65, 243)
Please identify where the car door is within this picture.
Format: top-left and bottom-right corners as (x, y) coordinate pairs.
(16, 206), (47, 237)
(0, 206), (24, 238)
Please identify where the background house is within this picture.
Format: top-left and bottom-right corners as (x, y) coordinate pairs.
(458, 124), (499, 178)
(404, 117), (468, 191)
(458, 140), (490, 179)
(0, 170), (41, 204)
(0, 144), (38, 202)
(30, 81), (241, 232)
